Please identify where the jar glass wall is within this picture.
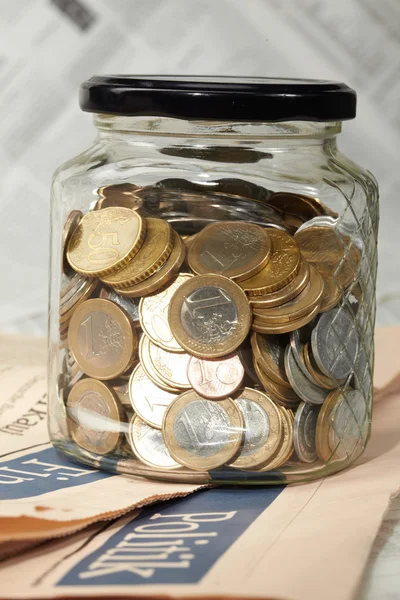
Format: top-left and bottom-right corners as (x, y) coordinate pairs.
(48, 78), (378, 485)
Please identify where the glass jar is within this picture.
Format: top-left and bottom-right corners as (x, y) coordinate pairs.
(49, 77), (378, 485)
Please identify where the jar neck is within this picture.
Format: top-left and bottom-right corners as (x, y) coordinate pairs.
(94, 114), (341, 147)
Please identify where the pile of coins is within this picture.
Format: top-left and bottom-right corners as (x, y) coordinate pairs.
(57, 184), (368, 477)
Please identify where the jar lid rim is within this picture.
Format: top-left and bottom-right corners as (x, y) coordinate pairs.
(79, 75), (356, 122)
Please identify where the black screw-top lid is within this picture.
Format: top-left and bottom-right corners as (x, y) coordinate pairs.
(79, 76), (356, 122)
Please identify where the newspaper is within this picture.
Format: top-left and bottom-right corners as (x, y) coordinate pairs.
(0, 330), (400, 598)
(1, 0), (400, 335)
(0, 334), (204, 542)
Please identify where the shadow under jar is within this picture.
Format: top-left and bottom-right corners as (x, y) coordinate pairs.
(49, 76), (379, 485)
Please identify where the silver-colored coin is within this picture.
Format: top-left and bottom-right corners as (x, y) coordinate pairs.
(129, 364), (178, 429)
(127, 416), (180, 469)
(180, 286), (238, 345)
(311, 308), (359, 380)
(293, 402), (319, 463)
(237, 340), (260, 384)
(329, 389), (367, 460)
(99, 288), (140, 327)
(284, 345), (328, 405)
(290, 319), (318, 383)
(174, 400), (231, 458)
(235, 398), (270, 457)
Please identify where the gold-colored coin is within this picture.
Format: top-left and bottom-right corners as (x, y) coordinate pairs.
(67, 207), (146, 277)
(139, 335), (182, 393)
(183, 233), (197, 250)
(240, 229), (301, 296)
(67, 378), (125, 455)
(129, 363), (179, 429)
(230, 388), (282, 470)
(95, 183), (143, 211)
(188, 221), (272, 282)
(254, 359), (300, 408)
(319, 276), (342, 312)
(162, 390), (244, 471)
(249, 259), (310, 308)
(252, 302), (320, 334)
(267, 192), (325, 221)
(259, 407), (294, 471)
(100, 218), (174, 289)
(139, 273), (192, 352)
(251, 332), (291, 389)
(119, 231), (186, 298)
(315, 388), (345, 461)
(168, 274), (252, 358)
(111, 379), (132, 409)
(303, 342), (336, 390)
(62, 210), (82, 272)
(252, 265), (324, 324)
(68, 298), (138, 380)
(127, 415), (181, 470)
(294, 225), (361, 290)
(148, 337), (191, 390)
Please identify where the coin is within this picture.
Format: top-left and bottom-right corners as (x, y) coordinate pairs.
(127, 415), (180, 469)
(139, 335), (181, 392)
(67, 207), (146, 277)
(96, 183), (143, 211)
(60, 272), (86, 300)
(237, 336), (260, 384)
(252, 302), (320, 334)
(168, 274), (251, 358)
(147, 337), (191, 390)
(139, 273), (192, 352)
(293, 402), (320, 463)
(60, 278), (98, 323)
(99, 288), (140, 327)
(111, 379), (132, 409)
(249, 259), (309, 308)
(259, 407), (294, 471)
(294, 224), (361, 291)
(119, 231), (186, 298)
(230, 388), (282, 470)
(302, 342), (336, 389)
(251, 332), (291, 389)
(252, 265), (323, 323)
(284, 345), (328, 405)
(319, 276), (342, 312)
(267, 191), (325, 221)
(68, 298), (138, 380)
(240, 229), (301, 296)
(100, 218), (173, 288)
(62, 210), (82, 273)
(129, 364), (178, 429)
(328, 389), (367, 460)
(162, 390), (244, 471)
(254, 359), (300, 407)
(187, 353), (244, 399)
(311, 308), (359, 380)
(188, 221), (272, 282)
(67, 378), (125, 455)
(315, 388), (345, 461)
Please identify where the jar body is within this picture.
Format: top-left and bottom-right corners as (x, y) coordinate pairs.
(49, 116), (378, 485)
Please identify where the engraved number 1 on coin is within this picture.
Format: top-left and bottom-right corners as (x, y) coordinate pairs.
(80, 315), (100, 361)
(185, 289), (231, 319)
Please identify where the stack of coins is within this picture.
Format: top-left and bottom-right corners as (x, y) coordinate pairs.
(59, 185), (367, 476)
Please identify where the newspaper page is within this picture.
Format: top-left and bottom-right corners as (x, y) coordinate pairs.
(0, 334), (204, 542)
(0, 329), (400, 599)
(1, 0), (400, 335)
